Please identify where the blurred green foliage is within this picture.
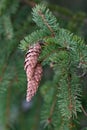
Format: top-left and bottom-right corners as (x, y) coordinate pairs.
(0, 0), (87, 130)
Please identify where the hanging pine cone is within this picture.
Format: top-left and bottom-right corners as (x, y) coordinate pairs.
(24, 42), (41, 80)
(26, 63), (43, 102)
(24, 42), (43, 102)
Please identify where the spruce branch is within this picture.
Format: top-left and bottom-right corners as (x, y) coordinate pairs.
(20, 4), (87, 130)
(39, 46), (68, 64)
(67, 72), (73, 116)
(20, 29), (49, 51)
(32, 4), (59, 33)
(38, 10), (55, 36)
(49, 91), (57, 119)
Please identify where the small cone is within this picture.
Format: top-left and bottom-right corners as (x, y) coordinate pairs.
(24, 42), (43, 102)
(26, 63), (43, 102)
(24, 43), (41, 80)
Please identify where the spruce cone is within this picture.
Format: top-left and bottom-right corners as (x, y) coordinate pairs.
(26, 63), (43, 102)
(24, 43), (41, 80)
(24, 42), (43, 102)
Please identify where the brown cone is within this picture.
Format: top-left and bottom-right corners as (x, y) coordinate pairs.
(24, 42), (43, 102)
(24, 43), (41, 80)
(26, 63), (43, 102)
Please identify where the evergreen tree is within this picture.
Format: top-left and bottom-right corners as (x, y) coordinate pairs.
(0, 1), (87, 130)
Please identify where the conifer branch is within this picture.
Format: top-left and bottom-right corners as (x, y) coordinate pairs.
(38, 10), (55, 36)
(20, 4), (87, 129)
(40, 46), (68, 63)
(49, 93), (57, 118)
(67, 72), (73, 116)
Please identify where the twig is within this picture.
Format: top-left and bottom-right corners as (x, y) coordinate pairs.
(49, 94), (57, 118)
(38, 10), (55, 36)
(67, 54), (74, 117)
(81, 105), (87, 117)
